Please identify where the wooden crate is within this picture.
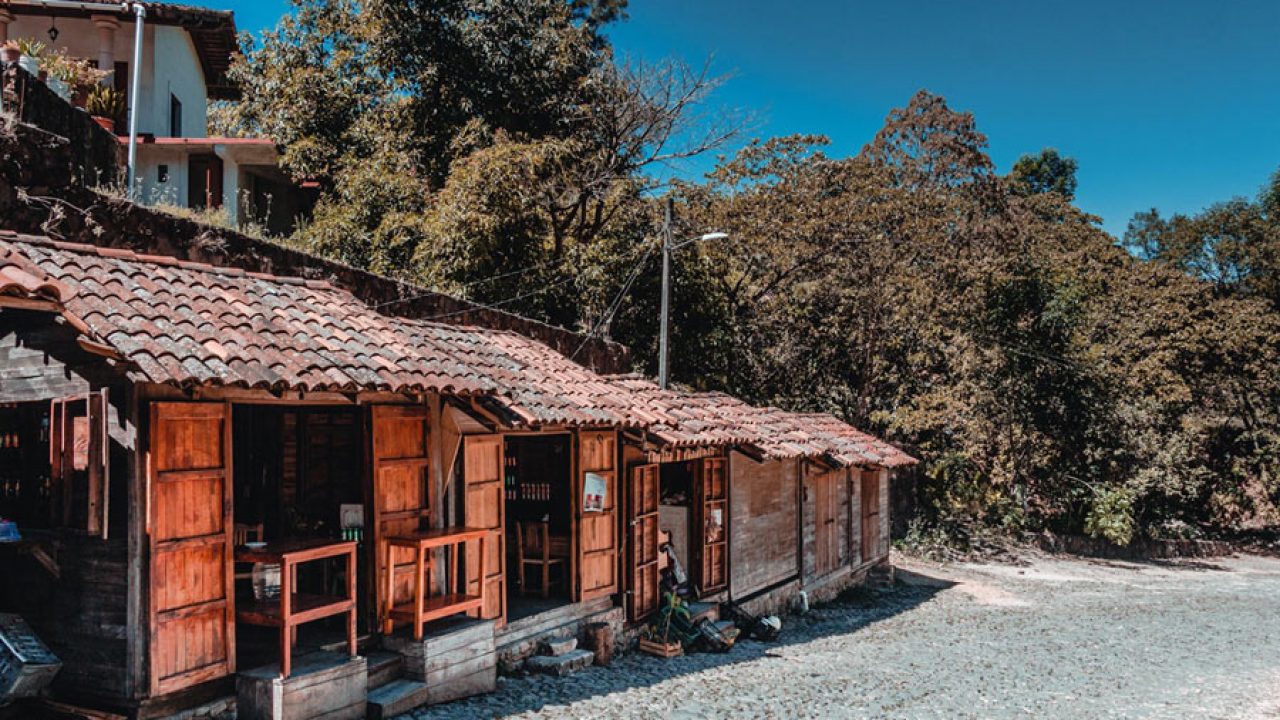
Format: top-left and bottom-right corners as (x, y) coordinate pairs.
(638, 639), (682, 658)
(236, 652), (367, 720)
(383, 616), (497, 705)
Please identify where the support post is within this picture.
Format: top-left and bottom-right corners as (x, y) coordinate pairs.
(658, 196), (673, 389)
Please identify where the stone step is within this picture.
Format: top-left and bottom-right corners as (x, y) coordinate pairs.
(366, 679), (430, 720)
(539, 636), (577, 657)
(524, 648), (594, 677)
(365, 650), (404, 690)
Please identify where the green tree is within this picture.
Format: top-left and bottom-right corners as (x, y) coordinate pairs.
(1010, 148), (1078, 200)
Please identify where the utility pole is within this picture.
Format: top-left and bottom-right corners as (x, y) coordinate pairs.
(657, 199), (727, 390)
(658, 197), (674, 389)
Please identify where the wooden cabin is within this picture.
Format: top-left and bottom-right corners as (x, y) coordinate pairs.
(0, 231), (915, 719)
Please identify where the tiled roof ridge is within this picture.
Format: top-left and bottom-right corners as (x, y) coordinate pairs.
(0, 230), (334, 291)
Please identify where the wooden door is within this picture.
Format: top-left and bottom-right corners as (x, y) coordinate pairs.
(147, 402), (234, 696)
(696, 457), (728, 594)
(463, 435), (504, 623)
(576, 430), (618, 601)
(812, 471), (839, 577)
(861, 470), (880, 561)
(188, 154), (224, 210)
(371, 406), (431, 621)
(627, 463), (659, 621)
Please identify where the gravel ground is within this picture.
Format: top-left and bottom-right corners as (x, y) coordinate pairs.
(407, 551), (1280, 719)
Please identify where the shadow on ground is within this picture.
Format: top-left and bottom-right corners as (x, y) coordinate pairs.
(415, 570), (956, 719)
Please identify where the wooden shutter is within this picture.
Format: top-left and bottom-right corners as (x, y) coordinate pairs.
(463, 435), (504, 623)
(812, 471), (839, 577)
(861, 470), (880, 562)
(696, 457), (728, 594)
(371, 405), (432, 620)
(147, 402), (234, 696)
(49, 393), (109, 536)
(575, 430), (618, 601)
(627, 463), (659, 621)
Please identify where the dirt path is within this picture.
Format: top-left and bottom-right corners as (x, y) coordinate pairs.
(412, 552), (1280, 719)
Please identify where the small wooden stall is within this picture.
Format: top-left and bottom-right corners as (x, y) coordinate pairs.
(0, 230), (917, 719)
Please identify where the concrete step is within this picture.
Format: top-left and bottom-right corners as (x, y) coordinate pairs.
(366, 679), (430, 720)
(365, 650), (404, 690)
(539, 636), (577, 656)
(524, 648), (594, 677)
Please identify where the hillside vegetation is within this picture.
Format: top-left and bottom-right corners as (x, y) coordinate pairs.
(214, 0), (1280, 544)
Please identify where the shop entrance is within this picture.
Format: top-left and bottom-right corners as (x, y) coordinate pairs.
(230, 405), (368, 670)
(502, 434), (573, 622)
(656, 457), (728, 599)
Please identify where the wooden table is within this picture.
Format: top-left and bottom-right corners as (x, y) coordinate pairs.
(235, 538), (357, 679)
(382, 527), (489, 640)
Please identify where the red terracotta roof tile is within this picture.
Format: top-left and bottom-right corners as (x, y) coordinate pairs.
(1, 232), (915, 468)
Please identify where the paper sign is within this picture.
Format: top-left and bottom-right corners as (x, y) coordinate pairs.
(583, 472), (607, 512)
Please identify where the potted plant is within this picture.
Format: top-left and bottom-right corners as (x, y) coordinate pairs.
(1, 41), (20, 65)
(11, 38), (44, 78)
(85, 86), (126, 133)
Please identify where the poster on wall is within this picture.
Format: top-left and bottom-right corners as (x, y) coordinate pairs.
(583, 472), (607, 512)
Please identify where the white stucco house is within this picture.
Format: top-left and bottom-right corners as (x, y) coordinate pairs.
(0, 0), (312, 234)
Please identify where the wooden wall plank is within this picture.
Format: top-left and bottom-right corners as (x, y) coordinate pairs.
(729, 454), (799, 598)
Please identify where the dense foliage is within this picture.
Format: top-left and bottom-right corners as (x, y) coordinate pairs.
(217, 1), (1280, 542)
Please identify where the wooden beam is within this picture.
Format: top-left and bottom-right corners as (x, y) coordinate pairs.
(0, 296), (60, 312)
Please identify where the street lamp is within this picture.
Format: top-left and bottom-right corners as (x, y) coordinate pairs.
(658, 196), (728, 389)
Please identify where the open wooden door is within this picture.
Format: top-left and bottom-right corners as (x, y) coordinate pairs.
(463, 435), (504, 623)
(860, 469), (880, 562)
(575, 430), (618, 601)
(812, 471), (840, 577)
(695, 457), (728, 595)
(147, 402), (234, 696)
(371, 405), (431, 624)
(626, 463), (660, 621)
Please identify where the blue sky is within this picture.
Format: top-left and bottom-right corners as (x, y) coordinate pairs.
(225, 0), (1280, 238)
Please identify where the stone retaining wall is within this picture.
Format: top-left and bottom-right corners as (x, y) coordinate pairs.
(1038, 533), (1234, 560)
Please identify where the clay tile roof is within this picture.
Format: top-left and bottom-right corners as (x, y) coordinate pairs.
(601, 374), (918, 468)
(0, 232), (74, 303)
(0, 234), (916, 465)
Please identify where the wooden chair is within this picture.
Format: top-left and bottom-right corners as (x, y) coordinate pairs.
(234, 522), (264, 547)
(516, 521), (567, 598)
(233, 523), (265, 581)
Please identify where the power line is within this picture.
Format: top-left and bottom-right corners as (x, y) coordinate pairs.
(415, 274), (577, 324)
(570, 246), (657, 360)
(371, 256), (573, 310)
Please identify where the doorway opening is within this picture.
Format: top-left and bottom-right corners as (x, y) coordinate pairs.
(502, 434), (572, 622)
(230, 405), (368, 669)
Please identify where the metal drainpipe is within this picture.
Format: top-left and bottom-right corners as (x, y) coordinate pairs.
(126, 1), (145, 199)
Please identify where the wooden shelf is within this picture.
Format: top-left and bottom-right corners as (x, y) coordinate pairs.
(232, 539), (357, 679)
(388, 593), (484, 625)
(381, 528), (489, 640)
(238, 594), (355, 627)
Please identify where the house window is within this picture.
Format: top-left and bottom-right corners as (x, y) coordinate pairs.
(169, 94), (182, 137)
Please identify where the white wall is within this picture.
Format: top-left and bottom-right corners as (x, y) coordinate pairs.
(149, 25), (207, 138)
(6, 15), (208, 137)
